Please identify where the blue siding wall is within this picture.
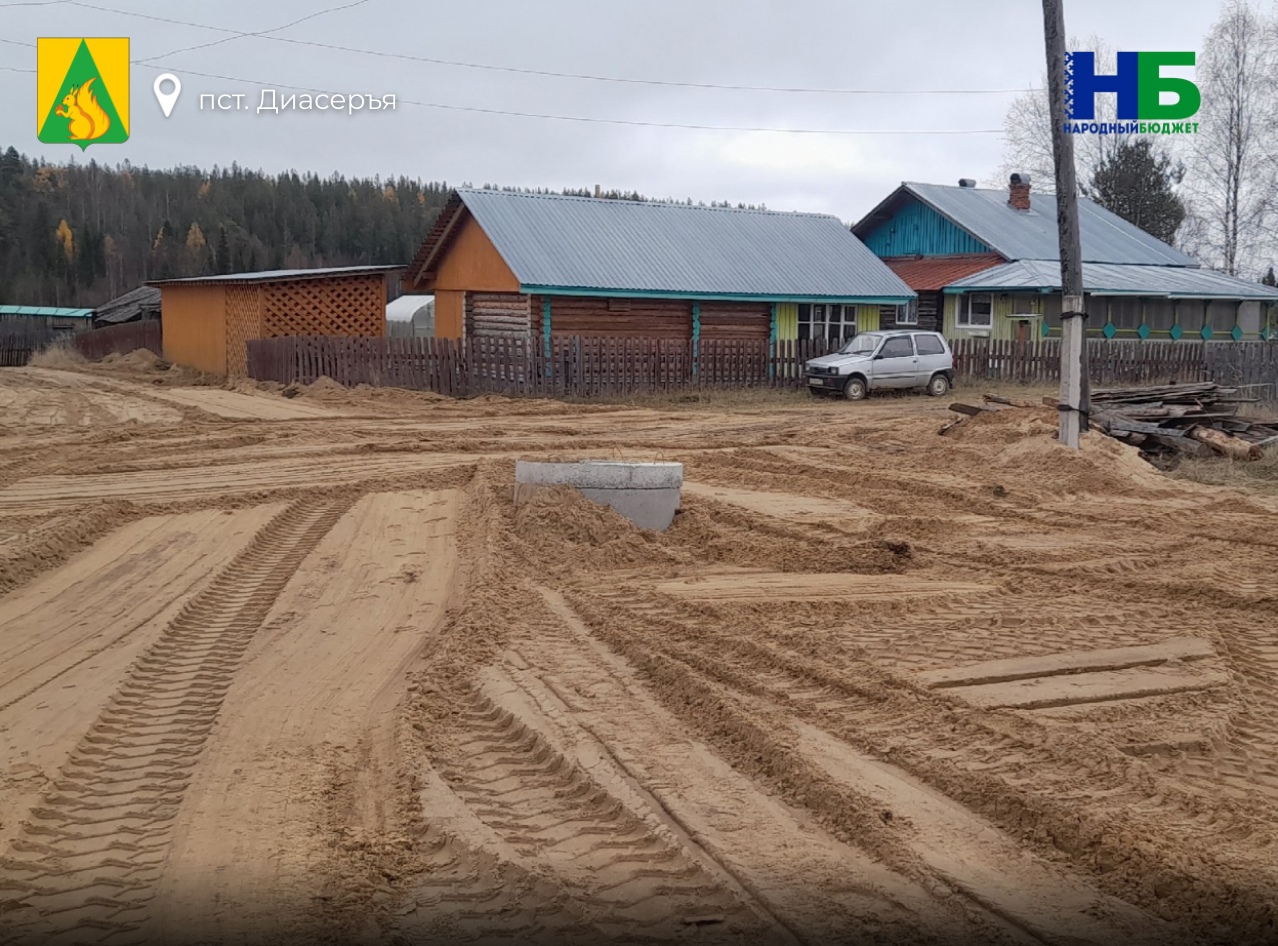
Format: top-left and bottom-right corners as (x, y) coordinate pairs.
(861, 199), (993, 257)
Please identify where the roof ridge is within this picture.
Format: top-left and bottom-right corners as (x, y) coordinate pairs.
(457, 187), (838, 220)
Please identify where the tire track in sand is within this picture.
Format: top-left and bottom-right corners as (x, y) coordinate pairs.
(433, 686), (773, 943)
(0, 497), (352, 945)
(572, 587), (1275, 943)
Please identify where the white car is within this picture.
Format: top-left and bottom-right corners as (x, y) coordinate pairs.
(805, 330), (954, 400)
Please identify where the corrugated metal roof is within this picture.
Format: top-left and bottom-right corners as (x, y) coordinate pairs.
(446, 189), (913, 301)
(148, 265), (402, 287)
(0, 305), (94, 318)
(898, 183), (1199, 267)
(883, 254), (1004, 292)
(945, 259), (1278, 300)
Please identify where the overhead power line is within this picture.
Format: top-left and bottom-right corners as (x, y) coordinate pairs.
(144, 64), (1005, 135)
(6, 0), (1035, 96)
(0, 41), (1002, 135)
(131, 0), (372, 64)
(0, 3), (1008, 134)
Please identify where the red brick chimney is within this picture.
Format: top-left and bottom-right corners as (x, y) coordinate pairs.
(1008, 172), (1031, 211)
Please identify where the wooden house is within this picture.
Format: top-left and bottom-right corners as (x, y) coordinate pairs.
(853, 175), (1278, 342)
(92, 286), (161, 329)
(152, 265), (401, 376)
(0, 305), (93, 335)
(406, 189), (913, 344)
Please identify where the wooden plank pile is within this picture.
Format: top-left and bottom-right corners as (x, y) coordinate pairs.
(1089, 382), (1277, 461)
(941, 382), (1278, 463)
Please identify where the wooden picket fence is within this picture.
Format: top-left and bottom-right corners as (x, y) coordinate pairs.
(73, 320), (163, 361)
(246, 336), (840, 396)
(244, 334), (1278, 400)
(0, 317), (60, 366)
(950, 337), (1278, 392)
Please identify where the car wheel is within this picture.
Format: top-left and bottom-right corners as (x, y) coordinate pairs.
(844, 377), (868, 401)
(926, 374), (951, 397)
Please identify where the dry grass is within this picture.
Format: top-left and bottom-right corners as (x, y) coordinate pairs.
(583, 386), (814, 410)
(28, 345), (87, 370)
(970, 382), (1058, 403)
(1173, 449), (1278, 493)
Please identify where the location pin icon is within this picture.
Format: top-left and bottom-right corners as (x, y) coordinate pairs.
(153, 73), (181, 117)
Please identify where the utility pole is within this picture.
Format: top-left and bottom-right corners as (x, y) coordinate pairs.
(1042, 0), (1089, 447)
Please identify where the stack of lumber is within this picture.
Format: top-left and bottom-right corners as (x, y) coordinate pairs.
(1089, 382), (1277, 461)
(941, 383), (1278, 462)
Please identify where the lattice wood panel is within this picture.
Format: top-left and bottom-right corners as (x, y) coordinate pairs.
(262, 275), (385, 341)
(224, 285), (263, 376)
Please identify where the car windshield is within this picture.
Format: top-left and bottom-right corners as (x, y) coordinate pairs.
(838, 335), (879, 355)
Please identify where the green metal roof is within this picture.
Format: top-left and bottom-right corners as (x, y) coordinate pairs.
(416, 189), (914, 302)
(0, 305), (94, 318)
(943, 260), (1278, 301)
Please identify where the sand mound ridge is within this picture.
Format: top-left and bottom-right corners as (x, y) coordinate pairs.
(946, 405), (1176, 496)
(98, 348), (165, 370)
(308, 376), (347, 395)
(511, 484), (665, 571)
(508, 477), (907, 577)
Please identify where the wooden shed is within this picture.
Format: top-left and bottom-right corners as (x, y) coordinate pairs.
(152, 266), (402, 375)
(406, 190), (913, 345)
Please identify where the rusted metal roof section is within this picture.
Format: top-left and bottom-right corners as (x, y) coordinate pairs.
(857, 183), (1199, 268)
(415, 189), (914, 302)
(883, 254), (1004, 292)
(945, 259), (1278, 300)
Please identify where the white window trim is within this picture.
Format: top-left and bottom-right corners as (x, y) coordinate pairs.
(800, 303), (858, 341)
(896, 302), (919, 326)
(958, 292), (994, 329)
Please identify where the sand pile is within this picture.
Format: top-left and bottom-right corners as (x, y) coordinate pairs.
(511, 484), (665, 571)
(306, 376), (349, 397)
(669, 500), (907, 574)
(945, 406), (1176, 497)
(99, 348), (165, 370)
(507, 481), (906, 578)
(945, 405), (1059, 444)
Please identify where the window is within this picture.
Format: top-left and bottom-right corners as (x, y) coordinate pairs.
(915, 334), (945, 356)
(879, 335), (915, 358)
(798, 303), (857, 341)
(896, 301), (919, 325)
(959, 293), (993, 328)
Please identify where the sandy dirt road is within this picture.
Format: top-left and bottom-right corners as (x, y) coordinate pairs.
(1, 364), (1277, 945)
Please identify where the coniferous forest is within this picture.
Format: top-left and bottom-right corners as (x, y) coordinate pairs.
(0, 146), (452, 307)
(0, 146), (761, 308)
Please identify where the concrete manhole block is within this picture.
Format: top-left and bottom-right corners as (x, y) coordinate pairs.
(515, 460), (683, 531)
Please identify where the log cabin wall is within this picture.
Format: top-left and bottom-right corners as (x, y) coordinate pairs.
(534, 296), (693, 338)
(697, 301), (772, 339)
(465, 292), (533, 338)
(879, 293), (940, 333)
(916, 292), (941, 331)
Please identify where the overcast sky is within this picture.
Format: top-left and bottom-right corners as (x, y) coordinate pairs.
(0, 0), (1223, 223)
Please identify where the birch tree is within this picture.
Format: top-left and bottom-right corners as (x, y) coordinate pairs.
(1184, 0), (1278, 275)
(994, 38), (1152, 192)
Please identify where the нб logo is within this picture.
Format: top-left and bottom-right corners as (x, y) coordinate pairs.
(1065, 51), (1200, 121)
(37, 38), (130, 150)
